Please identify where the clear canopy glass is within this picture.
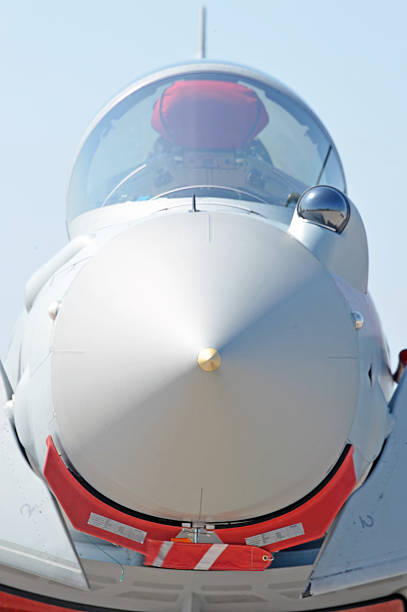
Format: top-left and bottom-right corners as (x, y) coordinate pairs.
(67, 64), (346, 223)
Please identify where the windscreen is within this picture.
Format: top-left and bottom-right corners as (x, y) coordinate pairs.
(67, 71), (345, 222)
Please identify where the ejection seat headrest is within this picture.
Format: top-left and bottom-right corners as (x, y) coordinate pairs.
(151, 80), (269, 149)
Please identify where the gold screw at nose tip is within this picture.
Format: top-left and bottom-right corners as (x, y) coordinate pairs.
(197, 348), (221, 372)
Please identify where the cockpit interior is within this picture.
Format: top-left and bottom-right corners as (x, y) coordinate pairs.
(67, 65), (346, 224)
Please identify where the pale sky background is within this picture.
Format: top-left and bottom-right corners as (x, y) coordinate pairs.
(0, 0), (406, 366)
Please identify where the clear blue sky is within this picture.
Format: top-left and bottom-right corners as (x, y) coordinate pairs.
(1, 0), (406, 365)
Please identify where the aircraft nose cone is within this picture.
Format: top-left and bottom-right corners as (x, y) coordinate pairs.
(52, 210), (359, 523)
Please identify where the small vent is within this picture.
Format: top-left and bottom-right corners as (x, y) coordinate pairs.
(89, 586), (105, 592)
(132, 580), (183, 591)
(118, 590), (178, 602)
(87, 574), (116, 585)
(205, 594), (265, 604)
(268, 581), (305, 589)
(280, 589), (303, 599)
(201, 584), (252, 591)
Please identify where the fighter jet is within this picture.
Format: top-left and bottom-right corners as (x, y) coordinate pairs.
(1, 8), (407, 612)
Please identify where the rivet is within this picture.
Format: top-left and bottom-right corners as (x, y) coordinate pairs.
(351, 311), (364, 330)
(48, 301), (61, 320)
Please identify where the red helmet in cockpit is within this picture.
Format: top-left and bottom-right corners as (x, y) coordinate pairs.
(151, 80), (269, 150)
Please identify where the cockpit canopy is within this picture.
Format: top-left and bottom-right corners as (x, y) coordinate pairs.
(66, 62), (346, 223)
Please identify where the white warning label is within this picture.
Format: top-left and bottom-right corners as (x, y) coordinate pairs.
(245, 522), (304, 547)
(88, 512), (146, 544)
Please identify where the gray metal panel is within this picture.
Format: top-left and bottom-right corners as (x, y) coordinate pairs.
(0, 403), (88, 589)
(308, 372), (407, 595)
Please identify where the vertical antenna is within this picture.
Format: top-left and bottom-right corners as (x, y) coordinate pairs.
(197, 6), (207, 59)
(191, 193), (197, 212)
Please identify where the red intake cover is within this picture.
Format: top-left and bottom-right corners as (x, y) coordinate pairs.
(44, 437), (356, 565)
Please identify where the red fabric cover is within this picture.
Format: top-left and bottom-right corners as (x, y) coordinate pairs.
(152, 80), (269, 149)
(44, 436), (356, 557)
(145, 540), (272, 571)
